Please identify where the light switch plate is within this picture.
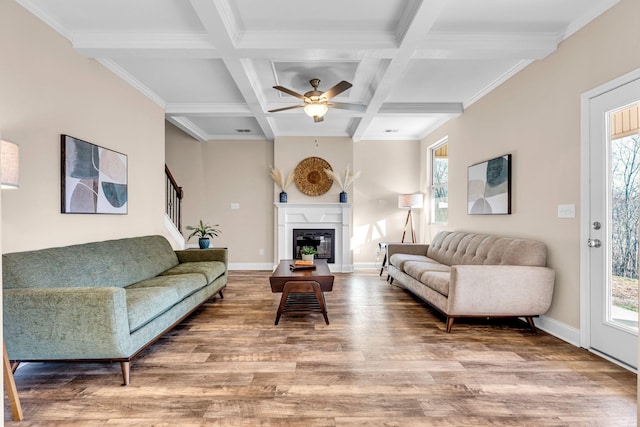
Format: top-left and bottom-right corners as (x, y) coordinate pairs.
(557, 204), (575, 218)
(231, 203), (240, 209)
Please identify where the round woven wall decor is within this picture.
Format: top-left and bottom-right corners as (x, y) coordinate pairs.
(294, 157), (333, 196)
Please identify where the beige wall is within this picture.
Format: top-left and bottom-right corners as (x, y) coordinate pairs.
(200, 139), (273, 265)
(165, 132), (423, 267)
(165, 122), (207, 238)
(353, 140), (422, 265)
(422, 0), (640, 329)
(273, 136), (354, 203)
(166, 127), (274, 265)
(0, 1), (168, 253)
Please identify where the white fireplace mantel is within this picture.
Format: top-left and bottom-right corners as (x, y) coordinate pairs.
(274, 202), (353, 273)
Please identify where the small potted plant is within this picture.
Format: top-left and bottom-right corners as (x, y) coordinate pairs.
(300, 246), (318, 261)
(186, 220), (221, 249)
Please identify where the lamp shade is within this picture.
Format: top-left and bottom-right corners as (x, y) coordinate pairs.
(398, 193), (423, 209)
(1, 139), (19, 189)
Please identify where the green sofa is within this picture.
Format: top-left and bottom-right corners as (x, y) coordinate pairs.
(2, 235), (227, 385)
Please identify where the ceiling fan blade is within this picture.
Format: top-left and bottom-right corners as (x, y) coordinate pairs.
(273, 86), (306, 100)
(329, 102), (366, 112)
(268, 105), (304, 113)
(322, 81), (352, 100)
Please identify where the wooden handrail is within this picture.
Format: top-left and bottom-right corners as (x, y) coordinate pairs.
(165, 165), (183, 232)
(165, 165), (183, 199)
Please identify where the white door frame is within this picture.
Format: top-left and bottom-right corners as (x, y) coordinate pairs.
(580, 67), (640, 359)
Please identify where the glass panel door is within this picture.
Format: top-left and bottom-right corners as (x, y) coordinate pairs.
(588, 77), (640, 369)
(609, 129), (639, 331)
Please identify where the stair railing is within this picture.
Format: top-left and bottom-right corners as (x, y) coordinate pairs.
(165, 165), (183, 232)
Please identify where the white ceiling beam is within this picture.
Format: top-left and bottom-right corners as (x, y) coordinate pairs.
(166, 103), (252, 116)
(352, 0), (447, 142)
(415, 33), (559, 60)
(74, 33), (219, 59)
(166, 116), (209, 142)
(379, 103), (463, 114)
(189, 0), (275, 140)
(72, 31), (558, 61)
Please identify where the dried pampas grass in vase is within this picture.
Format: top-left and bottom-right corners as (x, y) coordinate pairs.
(270, 167), (294, 203)
(324, 166), (361, 203)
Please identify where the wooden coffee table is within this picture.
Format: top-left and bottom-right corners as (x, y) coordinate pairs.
(269, 259), (334, 325)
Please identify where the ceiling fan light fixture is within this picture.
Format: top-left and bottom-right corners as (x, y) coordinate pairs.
(304, 100), (329, 120)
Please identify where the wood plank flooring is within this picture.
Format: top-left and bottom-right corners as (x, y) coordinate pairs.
(4, 270), (637, 426)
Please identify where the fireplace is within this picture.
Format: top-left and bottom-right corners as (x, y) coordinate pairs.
(293, 229), (335, 263)
(275, 202), (352, 272)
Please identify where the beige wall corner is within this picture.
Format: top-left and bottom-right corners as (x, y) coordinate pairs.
(421, 0), (640, 329)
(0, 1), (167, 253)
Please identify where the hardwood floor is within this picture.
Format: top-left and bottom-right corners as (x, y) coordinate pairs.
(5, 270), (637, 426)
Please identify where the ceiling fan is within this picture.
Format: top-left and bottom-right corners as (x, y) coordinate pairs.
(269, 79), (366, 122)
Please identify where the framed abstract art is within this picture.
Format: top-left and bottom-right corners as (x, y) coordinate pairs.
(61, 134), (128, 214)
(467, 154), (511, 215)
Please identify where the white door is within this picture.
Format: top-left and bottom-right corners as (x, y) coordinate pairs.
(586, 76), (640, 369)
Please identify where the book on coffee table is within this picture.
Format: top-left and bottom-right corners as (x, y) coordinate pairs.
(289, 260), (316, 271)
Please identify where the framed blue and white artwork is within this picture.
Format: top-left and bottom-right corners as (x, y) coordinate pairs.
(467, 154), (511, 215)
(61, 134), (128, 214)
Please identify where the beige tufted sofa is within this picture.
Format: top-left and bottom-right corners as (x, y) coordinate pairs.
(387, 231), (555, 332)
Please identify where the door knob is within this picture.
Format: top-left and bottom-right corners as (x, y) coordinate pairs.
(587, 238), (601, 248)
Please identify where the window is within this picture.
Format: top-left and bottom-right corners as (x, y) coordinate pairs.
(431, 140), (448, 224)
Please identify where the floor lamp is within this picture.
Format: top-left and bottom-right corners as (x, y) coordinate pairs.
(1, 139), (23, 421)
(398, 194), (423, 243)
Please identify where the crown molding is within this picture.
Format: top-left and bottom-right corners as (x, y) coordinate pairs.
(16, 0), (71, 40)
(96, 59), (166, 108)
(166, 116), (208, 142)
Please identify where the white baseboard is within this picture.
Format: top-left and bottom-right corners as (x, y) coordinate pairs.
(354, 262), (380, 270)
(533, 315), (581, 347)
(228, 263), (273, 271)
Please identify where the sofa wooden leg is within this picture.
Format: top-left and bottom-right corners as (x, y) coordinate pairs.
(120, 361), (130, 386)
(525, 316), (537, 333)
(389, 277), (394, 284)
(218, 289), (224, 299)
(446, 317), (455, 333)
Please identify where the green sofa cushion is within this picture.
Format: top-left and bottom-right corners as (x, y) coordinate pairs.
(3, 235), (179, 290)
(128, 273), (208, 301)
(125, 287), (180, 333)
(160, 261), (226, 284)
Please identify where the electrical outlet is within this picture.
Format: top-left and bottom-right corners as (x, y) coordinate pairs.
(231, 203), (240, 209)
(259, 249), (264, 256)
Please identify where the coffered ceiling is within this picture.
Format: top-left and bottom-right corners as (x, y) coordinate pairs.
(18, 0), (619, 141)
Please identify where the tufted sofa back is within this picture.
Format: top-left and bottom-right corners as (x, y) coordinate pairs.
(427, 231), (548, 267)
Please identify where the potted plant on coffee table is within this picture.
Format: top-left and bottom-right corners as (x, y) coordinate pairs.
(186, 220), (221, 249)
(300, 246), (318, 262)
